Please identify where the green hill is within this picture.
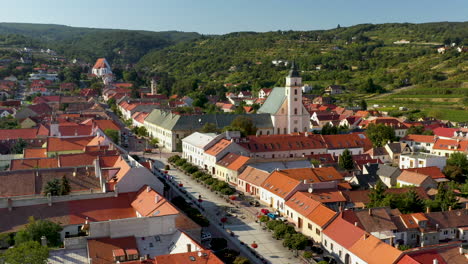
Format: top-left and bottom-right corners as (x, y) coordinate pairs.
(137, 22), (468, 121)
(0, 23), (200, 64)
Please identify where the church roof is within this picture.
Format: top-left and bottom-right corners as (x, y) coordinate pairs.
(257, 87), (286, 114)
(145, 109), (273, 131)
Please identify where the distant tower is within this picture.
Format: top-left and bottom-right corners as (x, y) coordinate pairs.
(285, 62), (304, 133)
(150, 78), (158, 95)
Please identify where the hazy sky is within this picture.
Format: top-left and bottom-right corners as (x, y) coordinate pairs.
(1, 0), (467, 34)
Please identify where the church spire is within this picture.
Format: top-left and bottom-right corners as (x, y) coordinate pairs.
(288, 61), (300, 78)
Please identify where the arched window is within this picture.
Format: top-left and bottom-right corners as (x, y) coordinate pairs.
(277, 128), (280, 134)
(294, 108), (298, 115)
(294, 89), (298, 95)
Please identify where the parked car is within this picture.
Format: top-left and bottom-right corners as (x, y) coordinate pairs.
(261, 209), (270, 215)
(201, 232), (212, 241)
(267, 213), (278, 220)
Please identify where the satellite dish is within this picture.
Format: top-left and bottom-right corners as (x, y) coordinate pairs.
(308, 187), (313, 193)
(197, 251), (202, 257)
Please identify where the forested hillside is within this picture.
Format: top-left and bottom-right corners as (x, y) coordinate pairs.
(137, 22), (468, 121)
(0, 23), (200, 63)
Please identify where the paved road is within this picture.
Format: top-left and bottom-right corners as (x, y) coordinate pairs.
(148, 154), (299, 264)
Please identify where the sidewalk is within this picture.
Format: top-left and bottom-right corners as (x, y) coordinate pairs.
(154, 156), (298, 264)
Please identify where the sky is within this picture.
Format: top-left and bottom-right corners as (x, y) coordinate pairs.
(1, 0), (467, 34)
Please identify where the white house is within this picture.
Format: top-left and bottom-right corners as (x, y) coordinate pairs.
(92, 58), (112, 77)
(182, 132), (219, 167)
(203, 138), (247, 175)
(399, 152), (447, 170)
(401, 134), (436, 152)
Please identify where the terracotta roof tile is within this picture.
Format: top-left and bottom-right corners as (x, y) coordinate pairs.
(130, 185), (179, 217)
(239, 134), (326, 152)
(46, 136), (95, 152)
(402, 134), (436, 143)
(285, 191), (321, 216)
(348, 234), (402, 264)
(10, 158), (58, 170)
(154, 250), (224, 264)
(238, 166), (269, 187)
(88, 236), (138, 264)
(216, 153), (250, 171)
(404, 166), (446, 180)
(23, 148), (47, 158)
(323, 214), (366, 248)
(205, 139), (232, 156)
(0, 128), (38, 140)
(398, 171), (431, 186)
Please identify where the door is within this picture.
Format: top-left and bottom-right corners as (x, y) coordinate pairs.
(298, 217), (303, 228)
(246, 183), (251, 193)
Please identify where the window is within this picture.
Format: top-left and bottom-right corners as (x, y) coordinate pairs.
(324, 240), (327, 247)
(294, 108), (298, 115)
(308, 223), (312, 230)
(294, 89), (298, 95)
(294, 98), (298, 101)
(339, 250), (342, 258)
(443, 230), (448, 235)
(316, 228), (321, 235)
(330, 243), (334, 251)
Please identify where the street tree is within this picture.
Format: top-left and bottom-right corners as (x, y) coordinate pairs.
(338, 149), (354, 170)
(366, 123), (396, 147)
(14, 217), (62, 247)
(2, 241), (49, 264)
(283, 233), (309, 256)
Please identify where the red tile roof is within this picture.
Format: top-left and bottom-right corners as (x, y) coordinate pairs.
(322, 133), (372, 150)
(433, 127), (457, 138)
(10, 158), (59, 170)
(405, 166), (446, 180)
(216, 153), (250, 171)
(323, 214), (366, 248)
(23, 148), (47, 158)
(93, 58), (108, 69)
(348, 234), (402, 264)
(87, 236), (138, 264)
(130, 185), (179, 217)
(433, 138), (468, 151)
(205, 139), (232, 156)
(240, 134), (326, 152)
(59, 124), (93, 136)
(0, 128), (38, 140)
(154, 250), (224, 264)
(262, 167), (343, 198)
(46, 136), (96, 152)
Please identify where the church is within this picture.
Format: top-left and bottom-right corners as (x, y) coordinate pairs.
(257, 63), (310, 134)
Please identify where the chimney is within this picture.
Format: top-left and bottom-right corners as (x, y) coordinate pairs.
(364, 234), (369, 240)
(114, 186), (119, 197)
(369, 208), (372, 216)
(40, 236), (47, 247)
(155, 195), (159, 204)
(426, 207), (430, 213)
(146, 186), (151, 193)
(355, 222), (358, 227)
(433, 259), (438, 264)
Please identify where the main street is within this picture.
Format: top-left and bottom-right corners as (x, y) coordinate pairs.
(146, 153), (299, 264)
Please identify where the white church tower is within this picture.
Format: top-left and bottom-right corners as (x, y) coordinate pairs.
(285, 62), (306, 133)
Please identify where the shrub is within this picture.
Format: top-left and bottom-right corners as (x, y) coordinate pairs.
(168, 155), (181, 163)
(259, 215), (269, 223)
(303, 251), (313, 259)
(266, 220), (282, 231)
(175, 159), (187, 166)
(220, 187), (235, 195)
(273, 223), (296, 239)
(213, 181), (229, 191)
(186, 166), (198, 174)
(192, 171), (204, 179)
(204, 178), (215, 185)
(200, 174), (212, 181)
